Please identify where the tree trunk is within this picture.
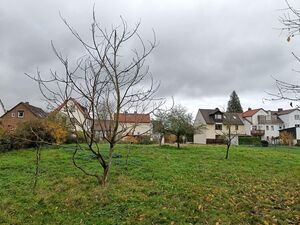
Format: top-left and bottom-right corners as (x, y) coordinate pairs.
(33, 145), (41, 193)
(101, 144), (114, 186)
(225, 144), (230, 159)
(101, 165), (110, 186)
(177, 134), (180, 149)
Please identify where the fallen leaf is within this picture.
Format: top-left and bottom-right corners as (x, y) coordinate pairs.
(138, 214), (145, 221)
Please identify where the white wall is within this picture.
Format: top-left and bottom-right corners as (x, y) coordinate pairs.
(279, 109), (300, 129)
(58, 100), (90, 131)
(263, 124), (280, 140)
(193, 110), (207, 144)
(243, 119), (252, 136)
(119, 122), (152, 136)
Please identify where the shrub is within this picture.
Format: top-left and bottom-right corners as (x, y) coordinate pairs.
(279, 131), (294, 146)
(66, 131), (87, 144)
(261, 140), (269, 147)
(239, 136), (261, 146)
(14, 119), (53, 149)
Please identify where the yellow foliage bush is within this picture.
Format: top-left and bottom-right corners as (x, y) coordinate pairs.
(279, 131), (294, 146)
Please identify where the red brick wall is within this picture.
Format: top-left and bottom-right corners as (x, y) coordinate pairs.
(1, 103), (38, 131)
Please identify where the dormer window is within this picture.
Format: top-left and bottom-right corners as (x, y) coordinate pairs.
(17, 111), (24, 118)
(215, 114), (222, 120)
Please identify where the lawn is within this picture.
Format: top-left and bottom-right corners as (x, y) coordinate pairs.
(0, 144), (299, 224)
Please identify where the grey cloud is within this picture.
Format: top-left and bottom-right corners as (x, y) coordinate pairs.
(0, 0), (300, 113)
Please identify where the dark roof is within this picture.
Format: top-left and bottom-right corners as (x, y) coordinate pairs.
(198, 108), (244, 125)
(273, 108), (299, 116)
(223, 112), (244, 125)
(24, 102), (47, 118)
(0, 102), (46, 119)
(117, 113), (150, 123)
(198, 108), (222, 124)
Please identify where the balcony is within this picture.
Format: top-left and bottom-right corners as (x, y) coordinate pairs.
(251, 129), (265, 136)
(257, 115), (279, 124)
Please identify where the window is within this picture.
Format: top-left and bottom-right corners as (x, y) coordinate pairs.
(17, 111), (24, 118)
(296, 124), (300, 128)
(295, 115), (300, 120)
(215, 124), (222, 130)
(235, 125), (238, 130)
(252, 125), (257, 130)
(266, 125), (269, 131)
(271, 126), (274, 131)
(11, 112), (15, 117)
(215, 114), (222, 120)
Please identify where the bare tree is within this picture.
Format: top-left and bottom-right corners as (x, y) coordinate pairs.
(270, 0), (300, 101)
(220, 113), (241, 160)
(26, 11), (163, 186)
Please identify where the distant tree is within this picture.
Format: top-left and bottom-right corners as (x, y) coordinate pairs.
(165, 105), (193, 149)
(226, 91), (243, 113)
(152, 110), (169, 146)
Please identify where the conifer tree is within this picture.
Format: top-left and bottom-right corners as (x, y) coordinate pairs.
(226, 91), (243, 113)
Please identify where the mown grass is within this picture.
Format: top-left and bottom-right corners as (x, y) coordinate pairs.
(0, 144), (299, 224)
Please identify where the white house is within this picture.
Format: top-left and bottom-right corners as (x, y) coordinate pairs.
(275, 108), (300, 128)
(242, 108), (283, 142)
(54, 98), (91, 131)
(0, 99), (6, 117)
(274, 108), (300, 144)
(116, 112), (152, 138)
(193, 108), (245, 145)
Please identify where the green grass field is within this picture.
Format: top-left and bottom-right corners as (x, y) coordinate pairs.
(0, 144), (299, 224)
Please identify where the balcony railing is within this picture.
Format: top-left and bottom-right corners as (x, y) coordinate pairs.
(251, 129), (265, 136)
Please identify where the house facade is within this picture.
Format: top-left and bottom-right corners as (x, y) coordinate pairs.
(116, 112), (152, 139)
(242, 108), (283, 142)
(0, 102), (46, 131)
(53, 98), (91, 131)
(274, 108), (300, 144)
(194, 108), (245, 145)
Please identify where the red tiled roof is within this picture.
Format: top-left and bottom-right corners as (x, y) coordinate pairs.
(117, 113), (150, 123)
(242, 108), (262, 118)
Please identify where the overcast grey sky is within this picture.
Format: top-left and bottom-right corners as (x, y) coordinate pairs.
(1, 0), (300, 115)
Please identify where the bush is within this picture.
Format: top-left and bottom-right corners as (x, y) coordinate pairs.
(279, 131), (294, 146)
(261, 140), (269, 147)
(65, 131), (87, 144)
(239, 136), (261, 146)
(14, 119), (53, 149)
(0, 134), (13, 152)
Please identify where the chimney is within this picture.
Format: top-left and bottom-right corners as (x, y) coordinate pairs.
(25, 102), (29, 104)
(278, 108), (283, 112)
(248, 107), (252, 111)
(134, 111), (137, 114)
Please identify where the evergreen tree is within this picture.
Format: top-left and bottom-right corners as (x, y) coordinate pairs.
(226, 91), (243, 113)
